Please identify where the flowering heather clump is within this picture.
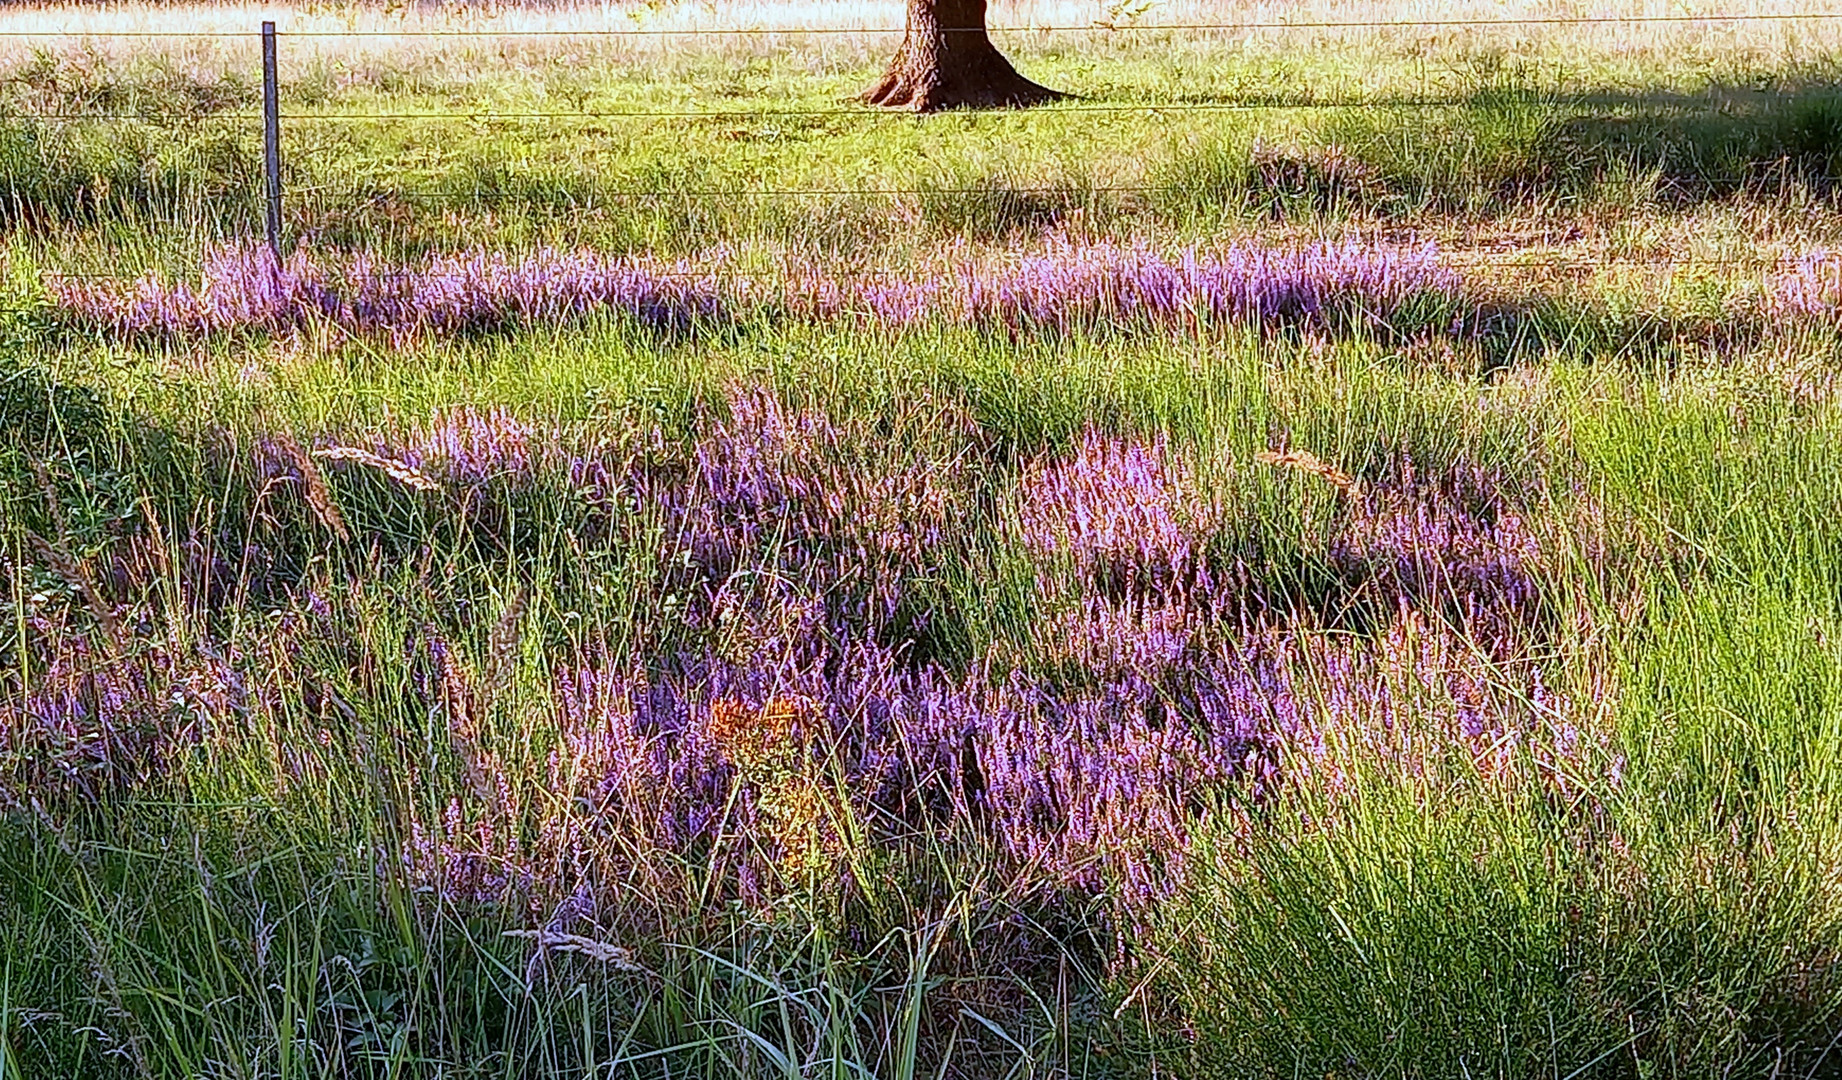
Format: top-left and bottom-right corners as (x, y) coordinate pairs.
(50, 240), (1462, 342)
(965, 641), (1302, 899)
(246, 410), (544, 544)
(957, 239), (1459, 336)
(1330, 460), (1544, 649)
(9, 387), (1606, 974)
(449, 637), (1293, 910)
(785, 240), (1459, 335)
(1016, 431), (1214, 597)
(405, 597), (1592, 918)
(1028, 596), (1202, 680)
(1286, 610), (1618, 804)
(405, 797), (536, 909)
(631, 389), (967, 637)
(345, 248), (725, 338)
(50, 246), (335, 338)
(50, 244), (726, 341)
(397, 406), (540, 489)
(0, 619), (246, 807)
(1764, 249), (1842, 319)
(791, 268), (947, 326)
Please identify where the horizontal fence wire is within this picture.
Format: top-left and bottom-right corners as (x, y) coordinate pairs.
(283, 177), (1842, 200)
(4, 14), (1835, 122)
(5, 13), (1838, 276)
(314, 185), (1173, 198)
(288, 100), (1551, 118)
(3, 94), (1804, 121)
(3, 12), (1842, 36)
(0, 102), (1517, 121)
(35, 256), (1838, 281)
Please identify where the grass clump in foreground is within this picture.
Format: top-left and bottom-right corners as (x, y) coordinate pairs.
(8, 2), (1842, 1077)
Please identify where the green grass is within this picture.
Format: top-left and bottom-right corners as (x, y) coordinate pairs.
(10, 316), (1842, 1075)
(9, 6), (1842, 1078)
(7, 26), (1842, 271)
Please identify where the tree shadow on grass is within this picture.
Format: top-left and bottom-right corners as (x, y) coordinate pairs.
(1160, 73), (1842, 218)
(1546, 79), (1842, 198)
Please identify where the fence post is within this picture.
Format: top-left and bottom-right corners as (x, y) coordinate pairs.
(262, 21), (282, 262)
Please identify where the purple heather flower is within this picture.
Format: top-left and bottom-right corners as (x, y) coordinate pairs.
(51, 244), (724, 341)
(1764, 250), (1842, 319)
(400, 406), (539, 488)
(1330, 459), (1545, 650)
(0, 617), (247, 807)
(958, 238), (1457, 336)
(1016, 430), (1212, 596)
(51, 239), (1460, 342)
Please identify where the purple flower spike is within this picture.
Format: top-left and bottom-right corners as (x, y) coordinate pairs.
(49, 239), (1460, 342)
(1017, 430), (1212, 597)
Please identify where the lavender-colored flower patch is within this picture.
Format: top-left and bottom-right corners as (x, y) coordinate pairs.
(1329, 459), (1545, 650)
(50, 240), (1462, 342)
(620, 389), (972, 638)
(51, 245), (726, 341)
(399, 406), (539, 488)
(7, 398), (1606, 930)
(1764, 249), (1842, 319)
(1016, 430), (1213, 598)
(0, 616), (247, 807)
(400, 424), (1591, 914)
(404, 597), (1602, 918)
(957, 239), (1458, 335)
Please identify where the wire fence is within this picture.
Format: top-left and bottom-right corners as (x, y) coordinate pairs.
(4, 11), (1842, 35)
(6, 11), (1838, 122)
(7, 11), (1840, 123)
(0, 99), (1593, 121)
(5, 14), (1841, 276)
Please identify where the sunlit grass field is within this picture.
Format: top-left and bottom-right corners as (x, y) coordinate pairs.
(8, 2), (1842, 1077)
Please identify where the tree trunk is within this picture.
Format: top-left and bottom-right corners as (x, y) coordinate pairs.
(863, 0), (1065, 112)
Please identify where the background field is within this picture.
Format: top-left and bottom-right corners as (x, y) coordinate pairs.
(7, 2), (1842, 1078)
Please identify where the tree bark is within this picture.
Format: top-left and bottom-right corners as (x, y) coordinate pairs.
(863, 0), (1065, 112)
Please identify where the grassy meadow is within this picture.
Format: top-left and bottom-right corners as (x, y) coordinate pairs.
(8, 1), (1842, 1077)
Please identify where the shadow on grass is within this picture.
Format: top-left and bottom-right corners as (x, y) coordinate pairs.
(7, 66), (1842, 242)
(1158, 73), (1842, 219)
